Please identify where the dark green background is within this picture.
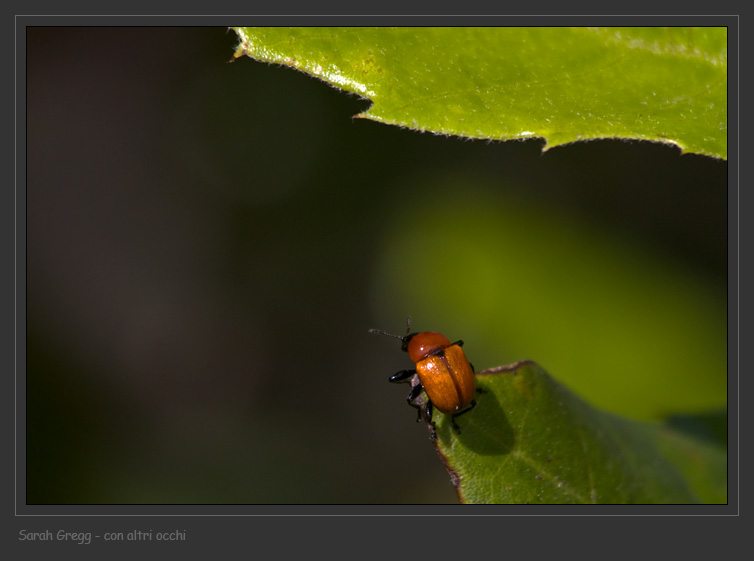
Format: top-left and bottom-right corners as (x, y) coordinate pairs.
(26, 27), (726, 504)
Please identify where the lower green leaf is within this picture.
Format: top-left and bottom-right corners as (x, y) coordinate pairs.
(430, 361), (726, 504)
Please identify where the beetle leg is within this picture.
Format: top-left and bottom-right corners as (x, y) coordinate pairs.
(425, 401), (437, 441)
(407, 384), (438, 436)
(417, 399), (437, 441)
(406, 382), (423, 410)
(389, 369), (416, 383)
(400, 378), (438, 440)
(450, 399), (477, 434)
(405, 382), (426, 422)
(450, 340), (464, 347)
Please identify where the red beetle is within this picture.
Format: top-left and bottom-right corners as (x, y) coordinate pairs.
(370, 318), (478, 435)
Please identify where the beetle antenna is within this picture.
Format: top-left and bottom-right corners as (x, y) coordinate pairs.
(368, 328), (404, 340)
(405, 316), (412, 335)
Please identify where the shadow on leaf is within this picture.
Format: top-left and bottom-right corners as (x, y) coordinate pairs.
(435, 378), (516, 456)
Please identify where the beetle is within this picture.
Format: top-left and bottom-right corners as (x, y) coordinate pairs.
(370, 318), (478, 436)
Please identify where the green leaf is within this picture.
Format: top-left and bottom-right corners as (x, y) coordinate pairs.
(232, 27), (727, 159)
(427, 362), (726, 504)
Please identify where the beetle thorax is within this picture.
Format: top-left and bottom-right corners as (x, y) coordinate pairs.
(405, 332), (452, 363)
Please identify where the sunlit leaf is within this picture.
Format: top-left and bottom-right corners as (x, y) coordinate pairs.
(233, 27), (727, 159)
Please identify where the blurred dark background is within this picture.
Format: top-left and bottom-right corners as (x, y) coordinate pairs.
(25, 27), (727, 504)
